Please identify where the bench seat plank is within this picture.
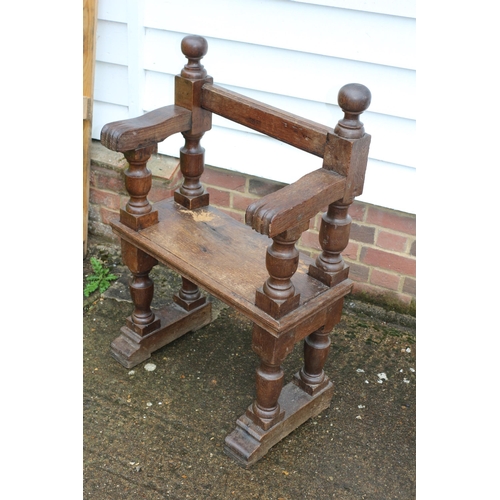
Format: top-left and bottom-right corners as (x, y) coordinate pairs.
(110, 199), (352, 334)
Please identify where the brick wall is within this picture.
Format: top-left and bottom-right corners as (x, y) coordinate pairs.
(89, 141), (416, 306)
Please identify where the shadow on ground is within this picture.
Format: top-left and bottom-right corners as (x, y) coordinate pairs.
(83, 236), (415, 499)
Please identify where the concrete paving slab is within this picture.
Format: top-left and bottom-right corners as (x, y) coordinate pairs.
(84, 237), (415, 499)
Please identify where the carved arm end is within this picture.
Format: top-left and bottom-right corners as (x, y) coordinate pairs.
(100, 105), (192, 153)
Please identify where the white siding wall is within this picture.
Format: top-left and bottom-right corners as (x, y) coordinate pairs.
(93, 0), (416, 214)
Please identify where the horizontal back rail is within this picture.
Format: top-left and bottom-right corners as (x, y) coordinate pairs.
(201, 83), (334, 158)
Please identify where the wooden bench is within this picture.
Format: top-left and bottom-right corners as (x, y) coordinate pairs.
(100, 35), (371, 468)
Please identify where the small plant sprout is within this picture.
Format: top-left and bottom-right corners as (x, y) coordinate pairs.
(84, 257), (118, 297)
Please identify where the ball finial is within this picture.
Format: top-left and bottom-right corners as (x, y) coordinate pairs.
(180, 35), (208, 79)
(335, 83), (371, 139)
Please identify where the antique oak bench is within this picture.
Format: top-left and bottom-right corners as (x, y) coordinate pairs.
(100, 35), (371, 467)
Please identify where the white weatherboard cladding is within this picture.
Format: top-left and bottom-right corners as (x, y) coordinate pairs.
(142, 30), (416, 120)
(290, 0), (416, 18)
(94, 62), (128, 106)
(93, 0), (416, 214)
(95, 20), (128, 65)
(143, 0), (415, 70)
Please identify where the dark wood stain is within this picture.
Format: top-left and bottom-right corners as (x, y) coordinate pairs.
(100, 34), (372, 468)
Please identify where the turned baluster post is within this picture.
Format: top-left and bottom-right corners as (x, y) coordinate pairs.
(177, 133), (206, 200)
(119, 146), (161, 332)
(121, 241), (161, 336)
(248, 360), (285, 430)
(296, 84), (371, 394)
(174, 35), (212, 210)
(172, 35), (213, 308)
(309, 83), (371, 287)
(245, 325), (295, 430)
(120, 144), (159, 231)
(173, 276), (206, 311)
(129, 271), (156, 325)
(310, 201), (352, 286)
(295, 327), (333, 396)
(299, 327), (330, 385)
(255, 221), (309, 319)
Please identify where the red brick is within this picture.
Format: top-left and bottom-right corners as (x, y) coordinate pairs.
(91, 166), (126, 193)
(344, 241), (359, 260)
(410, 240), (416, 257)
(149, 183), (175, 203)
(232, 193), (258, 212)
(203, 167), (246, 192)
(361, 247), (416, 277)
(248, 178), (285, 196)
(403, 277), (416, 296)
(370, 269), (401, 291)
(348, 201), (367, 222)
(207, 187), (231, 208)
(89, 188), (121, 211)
(366, 206), (416, 235)
(376, 230), (407, 252)
(351, 223), (375, 244)
(300, 230), (321, 252)
(347, 262), (370, 282)
(217, 208), (244, 223)
(300, 233), (360, 258)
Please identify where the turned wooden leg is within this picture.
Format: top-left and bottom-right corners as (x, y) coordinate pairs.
(122, 242), (160, 336)
(245, 324), (289, 430)
(174, 133), (209, 206)
(173, 276), (206, 311)
(255, 222), (308, 318)
(308, 201), (352, 287)
(293, 297), (343, 397)
(129, 271), (155, 324)
(120, 144), (159, 231)
(110, 242), (212, 368)
(224, 323), (335, 468)
(294, 328), (331, 395)
(173, 34), (212, 210)
(247, 361), (285, 431)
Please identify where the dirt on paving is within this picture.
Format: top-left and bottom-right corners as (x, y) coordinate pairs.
(83, 235), (416, 500)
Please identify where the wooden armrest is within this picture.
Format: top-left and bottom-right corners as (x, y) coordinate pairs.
(245, 169), (346, 238)
(100, 105), (192, 152)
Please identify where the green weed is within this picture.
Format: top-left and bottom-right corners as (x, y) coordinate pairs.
(84, 257), (118, 297)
